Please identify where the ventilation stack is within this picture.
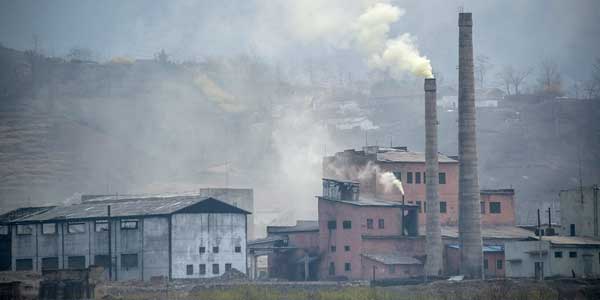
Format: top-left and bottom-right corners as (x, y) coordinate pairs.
(458, 12), (483, 279)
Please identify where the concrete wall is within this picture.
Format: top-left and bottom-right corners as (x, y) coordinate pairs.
(171, 213), (246, 279)
(560, 186), (600, 238)
(480, 192), (516, 226)
(198, 188), (254, 239)
(360, 257), (422, 280)
(142, 217), (169, 280)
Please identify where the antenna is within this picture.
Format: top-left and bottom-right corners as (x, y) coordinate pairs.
(578, 144), (584, 203)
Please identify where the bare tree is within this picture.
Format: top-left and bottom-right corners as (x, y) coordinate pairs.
(537, 59), (562, 97)
(475, 55), (492, 89)
(496, 65), (532, 96)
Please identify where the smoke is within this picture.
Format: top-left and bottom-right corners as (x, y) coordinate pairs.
(193, 74), (244, 112)
(378, 171), (404, 195)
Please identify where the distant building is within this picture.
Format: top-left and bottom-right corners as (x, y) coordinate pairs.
(559, 185), (600, 238)
(5, 195), (249, 280)
(505, 236), (600, 278)
(197, 188), (254, 239)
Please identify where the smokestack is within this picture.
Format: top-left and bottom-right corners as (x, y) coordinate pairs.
(424, 78), (443, 276)
(457, 12), (483, 279)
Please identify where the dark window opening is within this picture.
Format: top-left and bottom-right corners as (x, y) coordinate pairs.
(68, 256), (86, 269)
(489, 202), (501, 214)
(569, 251), (577, 258)
(328, 262), (335, 276)
(16, 259), (33, 271)
(95, 220), (108, 232)
(389, 265), (396, 274)
(213, 247), (219, 253)
(0, 225), (7, 235)
(393, 172), (402, 181)
(378, 219), (385, 229)
(415, 172), (421, 184)
(480, 202), (485, 214)
(199, 246), (206, 254)
(121, 254), (138, 270)
(120, 219), (138, 230)
(199, 264), (206, 275)
(416, 201), (422, 213)
(327, 220), (337, 230)
(16, 224), (33, 235)
(483, 259), (488, 270)
(342, 220), (352, 229)
(330, 246), (336, 252)
(423, 172), (426, 184)
(344, 245), (350, 252)
(407, 172), (413, 184)
(496, 260), (503, 270)
(554, 251), (563, 258)
(94, 255), (110, 268)
(186, 264), (193, 275)
(42, 257), (59, 270)
(439, 172), (446, 184)
(367, 218), (373, 229)
(570, 224), (576, 236)
(235, 246), (241, 253)
(344, 262), (351, 272)
(225, 263), (232, 272)
(212, 264), (219, 274)
(440, 202), (447, 213)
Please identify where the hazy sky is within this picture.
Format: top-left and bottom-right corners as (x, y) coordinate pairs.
(1, 0), (599, 83)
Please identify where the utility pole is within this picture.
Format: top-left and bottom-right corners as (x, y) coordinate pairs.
(108, 205), (112, 281)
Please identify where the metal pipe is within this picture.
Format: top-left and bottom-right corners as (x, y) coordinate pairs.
(108, 205), (112, 280)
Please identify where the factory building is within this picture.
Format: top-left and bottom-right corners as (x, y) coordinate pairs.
(3, 194), (249, 281)
(559, 185), (600, 238)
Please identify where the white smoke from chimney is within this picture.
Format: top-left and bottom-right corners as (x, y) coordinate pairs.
(379, 171), (404, 195)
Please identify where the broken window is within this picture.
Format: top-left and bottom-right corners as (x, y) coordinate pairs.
(423, 172), (426, 184)
(95, 220), (108, 232)
(42, 223), (56, 235)
(199, 264), (206, 275)
(330, 246), (336, 252)
(235, 246), (241, 253)
(415, 172), (421, 184)
(15, 259), (33, 271)
(344, 262), (351, 272)
(120, 219), (138, 230)
(0, 225), (7, 235)
(407, 172), (413, 184)
(393, 172), (401, 181)
(378, 219), (385, 229)
(199, 246), (206, 254)
(569, 251), (577, 258)
(225, 263), (232, 272)
(328, 262), (335, 276)
(342, 220), (351, 229)
(327, 220), (337, 230)
(554, 251), (563, 258)
(483, 259), (488, 270)
(67, 223), (85, 234)
(16, 224), (33, 235)
(489, 202), (501, 214)
(212, 264), (219, 275)
(121, 254), (138, 269)
(439, 202), (447, 213)
(186, 264), (193, 275)
(42, 257), (59, 270)
(570, 224), (576, 236)
(366, 219), (373, 229)
(68, 256), (86, 269)
(344, 245), (350, 252)
(213, 246), (219, 253)
(94, 255), (110, 268)
(496, 260), (503, 270)
(439, 172), (446, 184)
(480, 202), (486, 214)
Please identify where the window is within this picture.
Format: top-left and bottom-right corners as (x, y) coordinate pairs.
(94, 255), (110, 268)
(225, 263), (232, 272)
(199, 264), (206, 275)
(489, 202), (501, 214)
(212, 264), (220, 275)
(16, 224), (33, 235)
(330, 246), (336, 252)
(483, 259), (488, 270)
(235, 246), (241, 253)
(42, 223), (56, 235)
(440, 202), (447, 213)
(327, 220), (337, 230)
(393, 172), (401, 181)
(389, 265), (396, 274)
(68, 256), (86, 269)
(416, 201), (422, 213)
(496, 260), (503, 270)
(199, 246), (206, 254)
(569, 251), (577, 258)
(480, 202), (486, 214)
(42, 257), (59, 270)
(378, 219), (385, 229)
(186, 264), (193, 275)
(0, 225), (7, 235)
(344, 262), (351, 272)
(213, 246), (219, 253)
(424, 201), (427, 213)
(15, 259), (33, 271)
(342, 220), (352, 229)
(95, 220), (108, 232)
(570, 224), (576, 236)
(67, 223), (86, 234)
(407, 172), (413, 184)
(120, 219), (138, 230)
(121, 254), (138, 269)
(439, 172), (446, 184)
(554, 251), (563, 258)
(415, 172), (421, 184)
(344, 245), (350, 252)
(423, 172), (426, 184)
(329, 262), (335, 276)
(367, 218), (373, 229)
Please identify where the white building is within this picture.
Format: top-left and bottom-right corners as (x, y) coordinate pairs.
(505, 236), (600, 278)
(559, 185), (600, 238)
(4, 195), (249, 280)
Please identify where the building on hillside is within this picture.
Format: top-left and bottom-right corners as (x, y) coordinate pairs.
(505, 236), (600, 278)
(6, 195), (249, 281)
(318, 178), (422, 280)
(323, 146), (517, 228)
(559, 185), (600, 238)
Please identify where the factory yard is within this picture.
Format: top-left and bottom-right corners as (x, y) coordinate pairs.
(95, 276), (600, 300)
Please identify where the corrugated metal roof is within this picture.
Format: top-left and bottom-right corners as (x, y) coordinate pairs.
(377, 151), (457, 163)
(537, 236), (600, 246)
(319, 196), (418, 208)
(447, 244), (504, 252)
(268, 220), (319, 233)
(362, 253), (422, 265)
(12, 195), (226, 222)
(441, 226), (534, 240)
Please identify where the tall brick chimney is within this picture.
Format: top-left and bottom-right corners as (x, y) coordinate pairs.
(458, 12), (483, 279)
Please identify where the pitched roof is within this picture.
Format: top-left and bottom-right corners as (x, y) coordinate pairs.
(12, 196), (249, 223)
(377, 150), (458, 163)
(532, 235), (600, 246)
(267, 220), (319, 234)
(441, 226), (534, 240)
(447, 244), (504, 252)
(362, 253), (422, 265)
(318, 196), (418, 208)
(0, 206), (54, 223)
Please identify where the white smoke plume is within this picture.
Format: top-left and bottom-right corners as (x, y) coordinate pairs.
(379, 171), (404, 195)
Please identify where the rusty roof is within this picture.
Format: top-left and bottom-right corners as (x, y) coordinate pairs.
(362, 253), (422, 265)
(441, 226), (534, 240)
